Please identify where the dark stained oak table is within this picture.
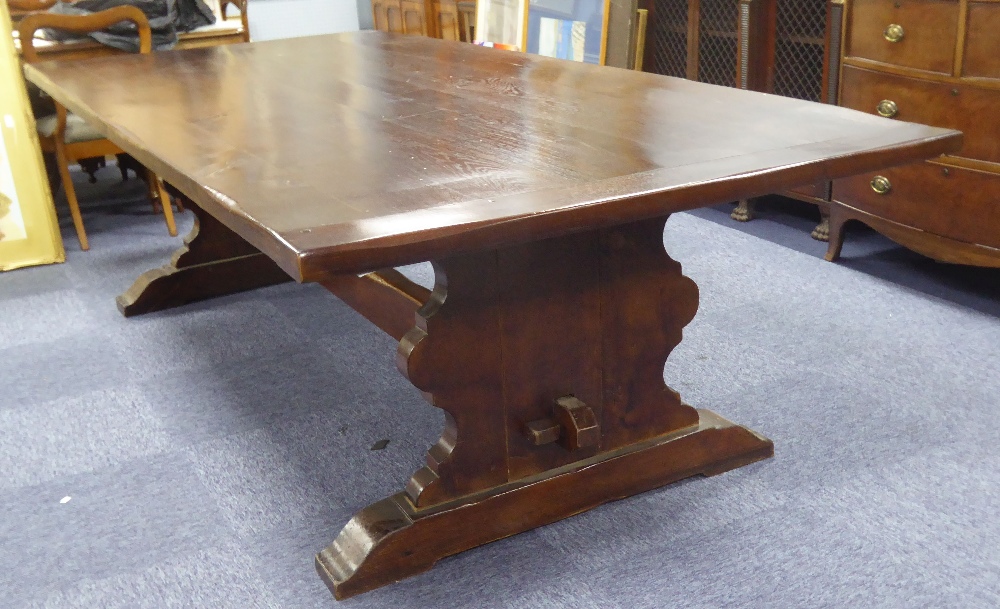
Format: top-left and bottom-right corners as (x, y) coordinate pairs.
(24, 32), (961, 600)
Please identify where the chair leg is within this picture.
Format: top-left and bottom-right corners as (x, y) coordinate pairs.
(146, 168), (177, 237)
(54, 141), (89, 251)
(144, 171), (161, 213)
(164, 181), (185, 213)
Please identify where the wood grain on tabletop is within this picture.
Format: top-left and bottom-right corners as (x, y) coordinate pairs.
(23, 31), (961, 280)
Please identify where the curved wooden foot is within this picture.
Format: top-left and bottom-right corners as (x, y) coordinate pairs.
(116, 197), (291, 316)
(731, 199), (756, 222)
(824, 204), (848, 262)
(316, 409), (772, 600)
(116, 253), (290, 316)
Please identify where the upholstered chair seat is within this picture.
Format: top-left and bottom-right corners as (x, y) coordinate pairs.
(34, 112), (104, 144)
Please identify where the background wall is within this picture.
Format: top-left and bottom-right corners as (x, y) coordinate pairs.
(357, 0), (374, 29)
(247, 0), (360, 41)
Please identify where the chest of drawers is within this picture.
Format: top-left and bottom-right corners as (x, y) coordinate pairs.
(825, 0), (1000, 267)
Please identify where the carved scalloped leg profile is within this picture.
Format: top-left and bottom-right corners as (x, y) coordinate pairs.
(116, 196), (292, 316)
(315, 216), (774, 599)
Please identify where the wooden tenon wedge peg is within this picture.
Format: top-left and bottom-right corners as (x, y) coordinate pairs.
(525, 396), (600, 451)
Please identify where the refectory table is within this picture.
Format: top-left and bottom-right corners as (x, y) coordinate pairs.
(24, 32), (961, 599)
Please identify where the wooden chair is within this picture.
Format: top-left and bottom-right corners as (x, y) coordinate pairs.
(6, 0), (56, 23)
(18, 6), (178, 251)
(220, 0), (250, 42)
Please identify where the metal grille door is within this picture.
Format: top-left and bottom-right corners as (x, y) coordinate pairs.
(697, 0), (738, 87)
(773, 0), (826, 101)
(646, 0), (688, 78)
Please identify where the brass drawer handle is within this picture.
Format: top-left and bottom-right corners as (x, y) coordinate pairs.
(871, 175), (892, 194)
(884, 24), (905, 43)
(876, 99), (898, 118)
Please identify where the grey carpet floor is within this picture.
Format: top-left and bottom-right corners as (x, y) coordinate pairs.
(2, 173), (1000, 608)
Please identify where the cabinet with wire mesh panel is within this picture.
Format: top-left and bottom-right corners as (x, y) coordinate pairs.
(640, 0), (741, 87)
(640, 0), (843, 239)
(773, 0), (828, 101)
(769, 0), (839, 242)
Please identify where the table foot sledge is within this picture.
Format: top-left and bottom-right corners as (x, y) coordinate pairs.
(116, 197), (292, 316)
(316, 409), (771, 599)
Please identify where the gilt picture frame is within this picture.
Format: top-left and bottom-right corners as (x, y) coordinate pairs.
(0, 0), (64, 271)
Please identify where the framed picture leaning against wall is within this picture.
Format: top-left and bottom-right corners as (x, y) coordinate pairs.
(475, 0), (528, 50)
(0, 0), (64, 271)
(526, 0), (610, 65)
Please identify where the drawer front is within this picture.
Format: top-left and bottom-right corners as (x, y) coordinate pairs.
(845, 0), (959, 74)
(964, 3), (1000, 80)
(840, 65), (1000, 164)
(789, 182), (828, 201)
(833, 162), (1000, 248)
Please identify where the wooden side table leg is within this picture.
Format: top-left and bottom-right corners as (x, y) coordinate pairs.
(315, 216), (773, 599)
(116, 196), (292, 316)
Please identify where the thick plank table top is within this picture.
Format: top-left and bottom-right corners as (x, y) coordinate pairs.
(23, 31), (959, 281)
(23, 32), (961, 601)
